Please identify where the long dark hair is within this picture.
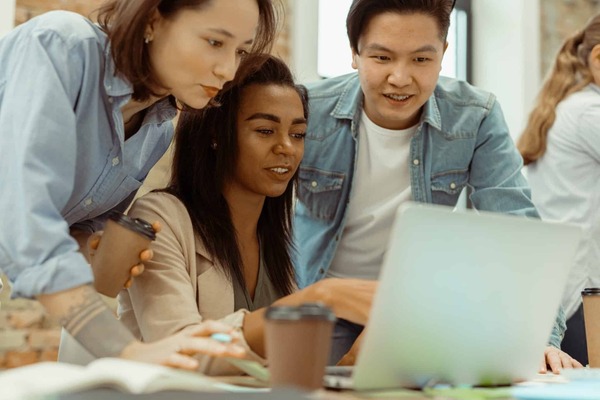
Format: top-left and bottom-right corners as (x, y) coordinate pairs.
(168, 54), (308, 296)
(96, 0), (279, 102)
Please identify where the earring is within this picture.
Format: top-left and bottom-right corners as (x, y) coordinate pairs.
(211, 141), (218, 150)
(144, 36), (150, 44)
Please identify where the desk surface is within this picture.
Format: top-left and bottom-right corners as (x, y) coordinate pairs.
(50, 388), (513, 400)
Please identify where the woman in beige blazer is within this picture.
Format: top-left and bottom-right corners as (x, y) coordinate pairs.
(119, 55), (376, 375)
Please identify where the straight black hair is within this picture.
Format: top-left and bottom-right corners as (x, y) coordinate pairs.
(168, 54), (308, 296)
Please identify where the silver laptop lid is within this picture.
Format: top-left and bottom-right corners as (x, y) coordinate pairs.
(353, 202), (582, 390)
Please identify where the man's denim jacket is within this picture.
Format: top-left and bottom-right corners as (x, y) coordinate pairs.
(293, 73), (565, 347)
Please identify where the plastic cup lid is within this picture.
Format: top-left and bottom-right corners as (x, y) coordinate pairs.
(107, 210), (156, 241)
(582, 288), (600, 296)
(265, 303), (336, 322)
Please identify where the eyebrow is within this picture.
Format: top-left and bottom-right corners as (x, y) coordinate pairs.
(245, 113), (307, 125)
(363, 43), (438, 54)
(208, 28), (254, 45)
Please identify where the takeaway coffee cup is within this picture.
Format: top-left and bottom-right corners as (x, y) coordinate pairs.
(264, 303), (336, 391)
(92, 211), (156, 297)
(582, 288), (600, 367)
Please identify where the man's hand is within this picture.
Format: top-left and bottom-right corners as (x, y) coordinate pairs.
(120, 321), (247, 370)
(540, 346), (583, 373)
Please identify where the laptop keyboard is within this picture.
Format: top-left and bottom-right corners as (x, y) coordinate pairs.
(325, 366), (354, 377)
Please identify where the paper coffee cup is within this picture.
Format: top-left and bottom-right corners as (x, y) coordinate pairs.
(582, 288), (600, 367)
(264, 303), (336, 390)
(91, 211), (156, 297)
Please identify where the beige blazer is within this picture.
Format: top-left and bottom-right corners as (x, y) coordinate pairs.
(119, 191), (265, 375)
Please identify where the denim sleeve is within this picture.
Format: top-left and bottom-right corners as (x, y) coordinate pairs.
(0, 29), (94, 297)
(468, 100), (539, 218)
(548, 306), (567, 348)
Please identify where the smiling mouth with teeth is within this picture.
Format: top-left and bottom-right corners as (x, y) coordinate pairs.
(384, 94), (411, 101)
(269, 167), (290, 174)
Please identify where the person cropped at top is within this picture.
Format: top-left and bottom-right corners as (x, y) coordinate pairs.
(116, 54), (377, 375)
(518, 13), (600, 366)
(292, 0), (580, 373)
(0, 0), (279, 369)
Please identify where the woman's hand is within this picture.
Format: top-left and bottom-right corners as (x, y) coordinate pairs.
(88, 221), (161, 289)
(540, 346), (583, 373)
(120, 320), (246, 370)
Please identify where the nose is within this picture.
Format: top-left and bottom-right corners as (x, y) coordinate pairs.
(388, 63), (412, 87)
(273, 135), (296, 156)
(213, 51), (238, 83)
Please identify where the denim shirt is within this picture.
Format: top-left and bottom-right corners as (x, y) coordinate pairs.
(0, 11), (176, 298)
(293, 73), (565, 347)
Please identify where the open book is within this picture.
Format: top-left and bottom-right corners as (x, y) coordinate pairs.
(0, 358), (264, 399)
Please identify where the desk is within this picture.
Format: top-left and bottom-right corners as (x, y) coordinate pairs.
(50, 388), (512, 400)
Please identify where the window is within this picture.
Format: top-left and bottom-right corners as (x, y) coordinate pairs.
(316, 0), (472, 82)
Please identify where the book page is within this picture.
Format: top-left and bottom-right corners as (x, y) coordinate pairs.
(0, 359), (226, 398)
(86, 358), (224, 393)
(0, 362), (113, 398)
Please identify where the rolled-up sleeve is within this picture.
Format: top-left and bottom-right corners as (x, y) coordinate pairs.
(0, 27), (94, 297)
(549, 306), (567, 348)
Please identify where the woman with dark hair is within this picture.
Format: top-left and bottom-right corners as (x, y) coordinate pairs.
(0, 0), (278, 368)
(118, 54), (376, 374)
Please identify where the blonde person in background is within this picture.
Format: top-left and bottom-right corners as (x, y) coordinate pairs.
(0, 0), (279, 369)
(518, 14), (600, 366)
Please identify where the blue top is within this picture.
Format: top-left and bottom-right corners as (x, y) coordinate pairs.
(0, 11), (176, 298)
(292, 73), (565, 347)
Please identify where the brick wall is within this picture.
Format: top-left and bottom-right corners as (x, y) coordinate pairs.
(0, 275), (61, 369)
(15, 0), (104, 25)
(540, 0), (600, 75)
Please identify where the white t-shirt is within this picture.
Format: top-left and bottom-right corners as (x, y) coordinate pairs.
(327, 111), (416, 279)
(527, 84), (600, 319)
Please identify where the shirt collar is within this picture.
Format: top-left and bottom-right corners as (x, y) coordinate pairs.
(331, 73), (364, 120)
(103, 44), (134, 98)
(332, 73), (442, 131)
(145, 97), (178, 126)
(420, 88), (443, 131)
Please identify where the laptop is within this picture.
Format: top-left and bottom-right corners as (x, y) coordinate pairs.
(324, 202), (582, 390)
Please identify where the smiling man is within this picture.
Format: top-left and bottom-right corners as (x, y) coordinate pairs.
(293, 0), (581, 373)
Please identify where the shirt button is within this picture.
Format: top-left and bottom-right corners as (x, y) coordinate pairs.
(107, 97), (113, 104)
(84, 198), (93, 206)
(112, 157), (120, 166)
(319, 268), (325, 274)
(450, 182), (457, 189)
(413, 159), (420, 166)
(311, 181), (318, 188)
